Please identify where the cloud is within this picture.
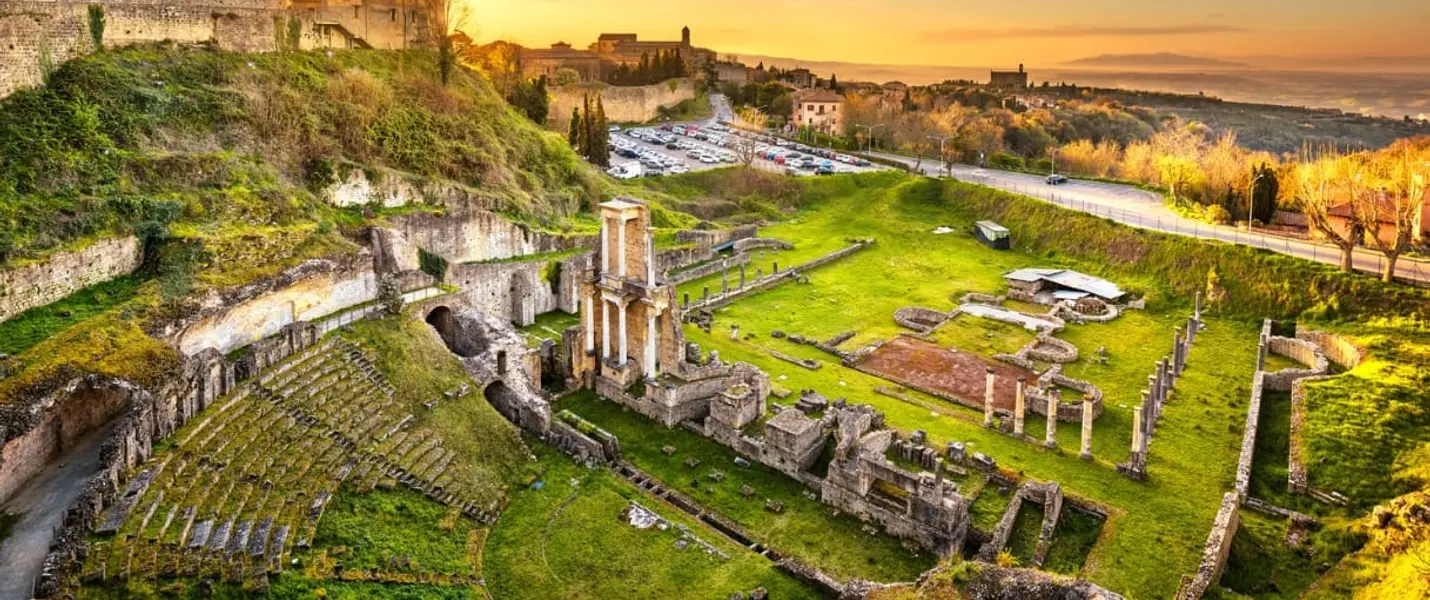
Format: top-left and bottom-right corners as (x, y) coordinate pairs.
(923, 24), (1247, 42)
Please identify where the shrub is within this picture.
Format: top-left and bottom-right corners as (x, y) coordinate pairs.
(418, 248), (448, 282)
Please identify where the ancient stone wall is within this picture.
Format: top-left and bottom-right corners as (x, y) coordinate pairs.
(549, 78), (697, 125)
(175, 253), (377, 356)
(0, 236), (142, 323)
(448, 252), (588, 326)
(666, 253), (751, 286)
(0, 0), (281, 98)
(1295, 330), (1364, 370)
(1262, 336), (1330, 391)
(388, 208), (593, 265)
(1175, 492), (1242, 600)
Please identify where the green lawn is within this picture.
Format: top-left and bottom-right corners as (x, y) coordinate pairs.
(483, 444), (818, 599)
(557, 392), (936, 583)
(0, 274), (144, 355)
(306, 486), (481, 576)
(670, 174), (1265, 598)
(1005, 502), (1046, 566)
(519, 311), (581, 348)
(1043, 509), (1105, 576)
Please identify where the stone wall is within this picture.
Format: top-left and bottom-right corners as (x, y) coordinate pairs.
(0, 0), (281, 98)
(0, 236), (142, 323)
(1295, 330), (1364, 370)
(175, 253), (377, 356)
(388, 208), (593, 265)
(1175, 492), (1242, 600)
(448, 252), (588, 327)
(550, 78), (697, 125)
(1262, 336), (1330, 392)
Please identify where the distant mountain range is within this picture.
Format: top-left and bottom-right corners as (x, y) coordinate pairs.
(1062, 53), (1248, 69)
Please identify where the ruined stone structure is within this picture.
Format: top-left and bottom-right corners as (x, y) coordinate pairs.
(549, 79), (699, 127)
(0, 236), (142, 322)
(0, 0), (429, 99)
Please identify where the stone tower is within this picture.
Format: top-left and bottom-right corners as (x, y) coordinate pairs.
(574, 198), (679, 388)
(682, 26), (691, 47)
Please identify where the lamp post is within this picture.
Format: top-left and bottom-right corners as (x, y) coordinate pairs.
(927, 135), (955, 177)
(1247, 172), (1266, 229)
(855, 124), (885, 154)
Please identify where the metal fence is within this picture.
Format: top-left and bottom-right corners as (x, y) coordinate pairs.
(314, 286), (446, 335)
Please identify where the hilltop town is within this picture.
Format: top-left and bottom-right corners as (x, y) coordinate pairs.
(0, 5), (1427, 600)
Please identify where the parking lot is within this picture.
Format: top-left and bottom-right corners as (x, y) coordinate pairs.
(605, 95), (884, 179)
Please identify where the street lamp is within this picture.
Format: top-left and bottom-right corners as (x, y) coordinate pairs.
(855, 124), (886, 154)
(1247, 172), (1266, 228)
(927, 135), (955, 177)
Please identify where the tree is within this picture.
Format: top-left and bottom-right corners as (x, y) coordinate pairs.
(579, 94), (594, 158)
(422, 0), (470, 85)
(829, 74), (840, 93)
(1296, 149), (1367, 273)
(731, 134), (760, 169)
(1248, 163), (1280, 225)
(1157, 155), (1202, 204)
(1361, 145), (1428, 282)
(568, 106), (583, 151)
(768, 93), (794, 121)
(592, 96), (610, 167)
(551, 68), (581, 87)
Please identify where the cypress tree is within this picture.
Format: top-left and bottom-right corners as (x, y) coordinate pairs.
(568, 106), (582, 149)
(580, 94), (594, 159)
(594, 96), (610, 167)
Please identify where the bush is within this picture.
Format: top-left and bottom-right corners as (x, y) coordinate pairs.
(988, 152), (1025, 170)
(418, 248), (447, 282)
(1205, 204), (1232, 225)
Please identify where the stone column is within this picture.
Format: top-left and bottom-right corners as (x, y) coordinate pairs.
(773, 261), (779, 274)
(1140, 391), (1154, 443)
(1130, 405), (1144, 455)
(682, 292), (689, 310)
(721, 260), (729, 293)
(1186, 316), (1198, 345)
(601, 298), (611, 360)
(983, 368), (995, 428)
(1079, 397), (1094, 460)
(1045, 390), (1059, 449)
(739, 264), (746, 289)
(617, 299), (629, 365)
(1147, 372), (1160, 413)
(600, 219), (609, 273)
(1194, 291), (1203, 321)
(1171, 327), (1183, 375)
(584, 295), (595, 353)
(617, 219), (628, 278)
(645, 309), (658, 378)
(1013, 379), (1026, 436)
(647, 233), (656, 286)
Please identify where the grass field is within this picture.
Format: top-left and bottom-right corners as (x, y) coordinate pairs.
(671, 173), (1266, 598)
(557, 392), (937, 583)
(482, 444), (818, 599)
(0, 274), (144, 356)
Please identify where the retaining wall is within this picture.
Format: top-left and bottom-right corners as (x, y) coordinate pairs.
(0, 236), (142, 323)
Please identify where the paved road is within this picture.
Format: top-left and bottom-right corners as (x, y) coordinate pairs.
(873, 152), (1430, 285)
(0, 425), (112, 600)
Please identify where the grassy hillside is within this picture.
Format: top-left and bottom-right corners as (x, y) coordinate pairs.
(0, 44), (624, 400)
(0, 44), (608, 267)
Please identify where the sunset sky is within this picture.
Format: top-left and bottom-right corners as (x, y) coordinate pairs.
(465, 0), (1430, 68)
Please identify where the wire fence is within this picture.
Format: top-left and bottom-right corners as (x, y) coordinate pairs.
(989, 178), (1430, 287)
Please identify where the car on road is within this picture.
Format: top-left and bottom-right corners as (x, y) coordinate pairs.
(1046, 174), (1069, 185)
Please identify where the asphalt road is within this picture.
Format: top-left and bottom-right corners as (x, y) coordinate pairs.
(873, 152), (1430, 285)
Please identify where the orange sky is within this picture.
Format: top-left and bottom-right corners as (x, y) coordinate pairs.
(464, 0), (1430, 68)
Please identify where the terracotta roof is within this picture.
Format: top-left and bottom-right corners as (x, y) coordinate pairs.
(797, 89), (843, 104)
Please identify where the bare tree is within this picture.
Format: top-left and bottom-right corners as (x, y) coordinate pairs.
(423, 0), (471, 84)
(1361, 146), (1428, 282)
(731, 133), (760, 170)
(1296, 149), (1369, 273)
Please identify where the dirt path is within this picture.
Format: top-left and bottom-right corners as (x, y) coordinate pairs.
(0, 424), (113, 600)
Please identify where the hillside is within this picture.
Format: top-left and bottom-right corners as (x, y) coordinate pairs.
(1063, 53), (1249, 69)
(0, 44), (608, 269)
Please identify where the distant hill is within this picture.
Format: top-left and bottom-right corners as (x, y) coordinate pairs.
(1063, 53), (1248, 69)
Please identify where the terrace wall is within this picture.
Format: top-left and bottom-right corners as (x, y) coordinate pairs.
(0, 236), (142, 323)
